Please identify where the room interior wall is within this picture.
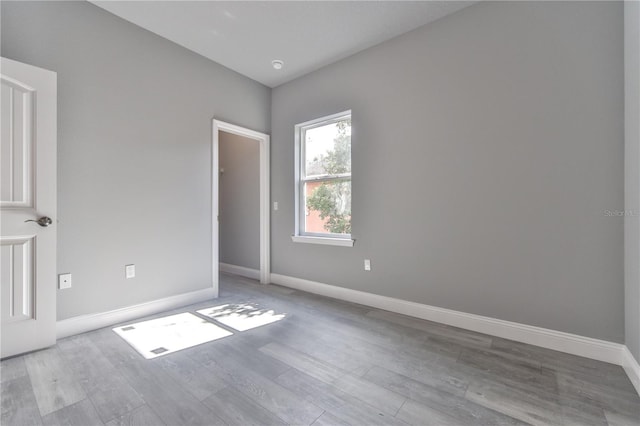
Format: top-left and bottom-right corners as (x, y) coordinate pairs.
(219, 131), (260, 271)
(0, 1), (270, 320)
(271, 1), (625, 343)
(625, 0), (640, 364)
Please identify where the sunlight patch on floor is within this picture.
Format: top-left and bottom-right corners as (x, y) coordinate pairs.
(197, 303), (286, 332)
(113, 312), (233, 359)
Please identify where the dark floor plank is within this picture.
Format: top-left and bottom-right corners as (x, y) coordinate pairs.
(492, 337), (633, 391)
(155, 350), (226, 401)
(557, 372), (640, 422)
(364, 365), (525, 425)
(24, 347), (86, 416)
(57, 335), (144, 423)
(41, 399), (103, 426)
(260, 342), (406, 416)
(259, 342), (344, 384)
(192, 343), (324, 425)
(366, 309), (493, 348)
(454, 348), (559, 397)
(396, 398), (474, 426)
(211, 338), (291, 380)
(1, 375), (43, 426)
(89, 328), (224, 426)
(104, 405), (165, 426)
(311, 411), (348, 426)
(327, 398), (410, 426)
(1, 357), (27, 384)
(465, 380), (564, 426)
(261, 283), (296, 296)
(365, 362), (467, 399)
(332, 374), (406, 417)
(278, 293), (462, 364)
(457, 346), (553, 390)
(604, 409), (640, 426)
(560, 398), (609, 426)
(262, 317), (462, 394)
(257, 318), (377, 375)
(202, 386), (288, 426)
(275, 369), (349, 412)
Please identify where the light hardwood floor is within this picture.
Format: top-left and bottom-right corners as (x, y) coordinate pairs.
(2, 273), (639, 426)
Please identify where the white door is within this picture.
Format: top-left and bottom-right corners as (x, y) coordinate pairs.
(1, 57), (57, 358)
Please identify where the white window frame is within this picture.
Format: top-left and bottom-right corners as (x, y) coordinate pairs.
(292, 110), (354, 247)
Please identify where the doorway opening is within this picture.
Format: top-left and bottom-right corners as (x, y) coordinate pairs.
(212, 120), (270, 295)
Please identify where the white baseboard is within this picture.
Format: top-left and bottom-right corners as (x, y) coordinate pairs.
(57, 287), (217, 339)
(622, 346), (640, 395)
(220, 262), (260, 280)
(270, 273), (626, 367)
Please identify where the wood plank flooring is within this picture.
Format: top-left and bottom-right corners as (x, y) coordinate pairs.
(2, 273), (639, 426)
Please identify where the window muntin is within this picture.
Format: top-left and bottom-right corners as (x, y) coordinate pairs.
(296, 111), (352, 239)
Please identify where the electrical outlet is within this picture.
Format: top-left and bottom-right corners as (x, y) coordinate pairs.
(125, 264), (135, 279)
(364, 259), (371, 271)
(274, 201), (279, 211)
(58, 273), (72, 289)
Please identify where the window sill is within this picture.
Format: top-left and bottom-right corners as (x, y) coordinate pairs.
(291, 235), (355, 247)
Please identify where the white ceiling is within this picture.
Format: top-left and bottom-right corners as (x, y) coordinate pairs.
(90, 1), (474, 88)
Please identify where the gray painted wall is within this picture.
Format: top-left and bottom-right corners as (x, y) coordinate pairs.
(625, 1), (640, 363)
(219, 131), (260, 270)
(271, 1), (625, 342)
(1, 1), (270, 320)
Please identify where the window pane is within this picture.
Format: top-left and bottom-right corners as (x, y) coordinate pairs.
(304, 118), (351, 177)
(304, 179), (351, 235)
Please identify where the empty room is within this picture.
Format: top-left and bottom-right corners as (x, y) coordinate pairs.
(1, 1), (639, 425)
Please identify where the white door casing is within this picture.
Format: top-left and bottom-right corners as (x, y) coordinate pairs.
(212, 120), (270, 288)
(1, 57), (57, 358)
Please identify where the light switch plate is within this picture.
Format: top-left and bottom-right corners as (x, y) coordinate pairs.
(364, 259), (371, 271)
(125, 264), (135, 279)
(58, 273), (72, 289)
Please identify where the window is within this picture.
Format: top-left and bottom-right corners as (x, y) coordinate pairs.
(293, 111), (353, 247)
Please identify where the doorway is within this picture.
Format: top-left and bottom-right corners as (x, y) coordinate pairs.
(212, 120), (270, 292)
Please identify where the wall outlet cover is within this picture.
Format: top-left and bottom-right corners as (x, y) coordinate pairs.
(125, 264), (136, 279)
(58, 273), (72, 289)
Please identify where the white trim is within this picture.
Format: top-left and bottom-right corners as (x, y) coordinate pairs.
(269, 273), (626, 366)
(219, 262), (260, 280)
(213, 120), (270, 285)
(295, 110), (352, 130)
(56, 288), (216, 339)
(622, 346), (640, 396)
(624, 0), (640, 400)
(294, 110), (352, 240)
(291, 235), (355, 247)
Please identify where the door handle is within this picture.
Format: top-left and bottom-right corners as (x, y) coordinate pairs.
(25, 217), (53, 227)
